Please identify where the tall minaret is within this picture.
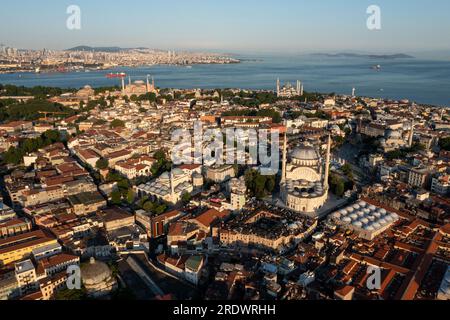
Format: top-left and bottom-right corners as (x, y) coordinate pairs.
(128, 76), (131, 86)
(121, 77), (125, 94)
(352, 88), (356, 97)
(281, 132), (287, 183)
(276, 78), (280, 96)
(409, 120), (415, 147)
(170, 169), (175, 199)
(324, 134), (331, 190)
(296, 80), (301, 96)
(146, 75), (150, 93)
(300, 84), (304, 96)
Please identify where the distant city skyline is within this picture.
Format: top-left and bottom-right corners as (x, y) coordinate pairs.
(1, 0), (450, 55)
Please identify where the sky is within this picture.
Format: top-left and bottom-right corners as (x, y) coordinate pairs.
(1, 0), (450, 55)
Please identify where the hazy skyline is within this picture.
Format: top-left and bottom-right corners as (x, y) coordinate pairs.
(1, 0), (450, 55)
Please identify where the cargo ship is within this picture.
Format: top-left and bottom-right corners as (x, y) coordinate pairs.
(106, 72), (127, 78)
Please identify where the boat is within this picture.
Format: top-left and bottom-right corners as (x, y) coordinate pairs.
(371, 64), (381, 71)
(35, 67), (41, 73)
(106, 72), (127, 78)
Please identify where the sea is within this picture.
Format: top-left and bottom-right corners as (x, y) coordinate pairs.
(1, 54), (449, 107)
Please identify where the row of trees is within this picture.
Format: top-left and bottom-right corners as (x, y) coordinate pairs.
(222, 108), (282, 123)
(2, 130), (64, 165)
(0, 99), (76, 122)
(244, 169), (276, 199)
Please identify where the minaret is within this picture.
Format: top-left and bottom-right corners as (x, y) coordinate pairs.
(296, 80), (301, 96)
(324, 134), (331, 190)
(281, 132), (287, 183)
(352, 88), (356, 97)
(170, 169), (175, 199)
(276, 78), (280, 96)
(146, 75), (150, 93)
(409, 120), (415, 147)
(121, 77), (125, 94)
(128, 76), (131, 86)
(300, 84), (304, 96)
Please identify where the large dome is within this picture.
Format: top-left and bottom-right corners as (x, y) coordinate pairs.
(81, 257), (113, 286)
(291, 146), (320, 161)
(81, 257), (118, 298)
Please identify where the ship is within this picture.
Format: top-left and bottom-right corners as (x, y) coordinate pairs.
(106, 72), (127, 78)
(371, 64), (381, 71)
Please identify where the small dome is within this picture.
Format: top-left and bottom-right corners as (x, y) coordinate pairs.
(360, 218), (370, 224)
(373, 222), (382, 229)
(342, 217), (352, 223)
(353, 221), (363, 228)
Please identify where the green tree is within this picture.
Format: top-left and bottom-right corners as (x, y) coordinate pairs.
(126, 189), (135, 204)
(96, 158), (109, 170)
(110, 119), (125, 129)
(439, 136), (450, 151)
(111, 190), (122, 205)
(181, 192), (192, 205)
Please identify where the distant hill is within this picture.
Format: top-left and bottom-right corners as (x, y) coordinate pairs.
(312, 53), (414, 59)
(66, 46), (148, 52)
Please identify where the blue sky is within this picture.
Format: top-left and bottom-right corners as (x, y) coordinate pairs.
(1, 0), (449, 54)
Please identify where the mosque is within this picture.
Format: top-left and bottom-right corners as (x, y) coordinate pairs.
(279, 134), (331, 217)
(135, 168), (193, 205)
(121, 75), (158, 97)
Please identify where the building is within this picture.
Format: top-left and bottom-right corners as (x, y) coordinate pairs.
(228, 177), (247, 211)
(135, 209), (183, 238)
(220, 208), (317, 253)
(98, 207), (135, 232)
(0, 217), (32, 238)
(206, 165), (235, 183)
(330, 199), (400, 241)
(408, 167), (431, 189)
(136, 169), (193, 205)
(0, 230), (58, 267)
(277, 79), (303, 98)
(81, 257), (118, 298)
(431, 175), (450, 196)
(122, 75), (157, 97)
(280, 134), (330, 217)
(68, 191), (107, 216)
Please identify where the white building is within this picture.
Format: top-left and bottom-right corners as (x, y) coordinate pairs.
(280, 135), (331, 217)
(330, 200), (400, 241)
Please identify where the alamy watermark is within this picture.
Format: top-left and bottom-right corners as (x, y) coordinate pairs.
(366, 266), (381, 290)
(367, 5), (381, 30)
(66, 5), (81, 30)
(66, 265), (81, 290)
(171, 121), (280, 176)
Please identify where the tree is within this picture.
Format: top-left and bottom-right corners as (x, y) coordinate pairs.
(126, 189), (135, 204)
(439, 136), (450, 151)
(335, 180), (345, 197)
(110, 119), (125, 129)
(111, 190), (122, 205)
(181, 192), (192, 205)
(96, 158), (109, 170)
(341, 164), (354, 180)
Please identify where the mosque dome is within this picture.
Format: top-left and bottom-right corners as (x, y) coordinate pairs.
(291, 146), (320, 161)
(81, 257), (118, 298)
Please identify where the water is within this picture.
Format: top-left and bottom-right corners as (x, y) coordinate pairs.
(1, 54), (449, 106)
